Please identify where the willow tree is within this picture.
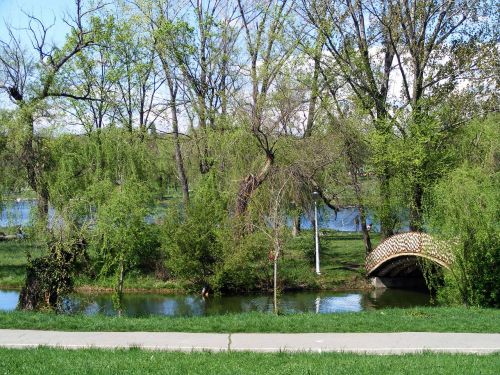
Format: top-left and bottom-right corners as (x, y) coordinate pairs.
(380, 0), (493, 231)
(429, 115), (499, 307)
(300, 0), (398, 238)
(0, 0), (104, 220)
(235, 0), (298, 216)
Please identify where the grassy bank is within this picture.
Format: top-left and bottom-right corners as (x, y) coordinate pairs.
(1, 307), (499, 333)
(0, 231), (378, 291)
(0, 348), (498, 375)
(0, 241), (43, 288)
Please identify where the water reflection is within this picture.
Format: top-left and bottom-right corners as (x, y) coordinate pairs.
(0, 289), (430, 317)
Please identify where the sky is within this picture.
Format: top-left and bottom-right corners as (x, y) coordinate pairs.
(0, 0), (89, 116)
(0, 0), (72, 45)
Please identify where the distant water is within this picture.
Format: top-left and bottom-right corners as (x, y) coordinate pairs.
(0, 200), (36, 227)
(1, 200), (389, 232)
(298, 206), (382, 232)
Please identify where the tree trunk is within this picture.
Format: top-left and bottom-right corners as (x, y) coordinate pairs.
(196, 94), (212, 174)
(379, 171), (394, 240)
(346, 146), (372, 254)
(359, 209), (372, 255)
(170, 97), (189, 208)
(291, 213), (301, 237)
(36, 187), (50, 223)
(163, 68), (190, 208)
(273, 234), (281, 315)
(409, 107), (424, 232)
(114, 260), (125, 317)
(235, 154), (274, 216)
(304, 32), (324, 137)
(409, 182), (424, 232)
(273, 254), (278, 314)
(21, 109), (50, 222)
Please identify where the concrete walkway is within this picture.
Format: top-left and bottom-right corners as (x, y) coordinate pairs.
(1, 330), (499, 354)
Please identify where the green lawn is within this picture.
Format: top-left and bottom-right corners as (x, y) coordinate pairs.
(0, 240), (43, 288)
(0, 348), (498, 375)
(282, 232), (381, 290)
(0, 231), (378, 291)
(1, 307), (499, 333)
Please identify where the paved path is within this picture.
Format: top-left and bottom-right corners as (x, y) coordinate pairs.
(1, 330), (499, 354)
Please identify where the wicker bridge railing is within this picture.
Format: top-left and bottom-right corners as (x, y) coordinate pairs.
(366, 232), (454, 276)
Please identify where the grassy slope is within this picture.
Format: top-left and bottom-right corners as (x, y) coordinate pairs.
(1, 307), (499, 333)
(0, 348), (498, 375)
(0, 231), (378, 291)
(282, 232), (380, 290)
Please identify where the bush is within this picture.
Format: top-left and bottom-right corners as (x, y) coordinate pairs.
(18, 231), (88, 311)
(214, 231), (273, 292)
(91, 181), (161, 304)
(162, 174), (226, 289)
(429, 165), (499, 307)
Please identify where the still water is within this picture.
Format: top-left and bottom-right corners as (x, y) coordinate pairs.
(0, 289), (430, 317)
(1, 200), (406, 232)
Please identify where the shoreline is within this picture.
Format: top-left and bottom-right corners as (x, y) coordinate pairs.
(0, 283), (375, 295)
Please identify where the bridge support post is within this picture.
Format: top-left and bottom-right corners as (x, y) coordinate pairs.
(371, 277), (388, 289)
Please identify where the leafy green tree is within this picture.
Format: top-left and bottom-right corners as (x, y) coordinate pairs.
(0, 0), (103, 220)
(428, 115), (499, 307)
(162, 173), (227, 289)
(382, 0), (494, 231)
(91, 181), (160, 313)
(300, 0), (397, 238)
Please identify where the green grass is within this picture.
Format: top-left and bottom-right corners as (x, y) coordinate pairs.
(1, 307), (498, 333)
(74, 274), (186, 292)
(283, 232), (381, 290)
(0, 348), (498, 375)
(0, 231), (376, 291)
(0, 241), (43, 288)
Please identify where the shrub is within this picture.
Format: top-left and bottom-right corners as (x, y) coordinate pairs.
(429, 165), (499, 307)
(162, 173), (226, 289)
(91, 181), (160, 309)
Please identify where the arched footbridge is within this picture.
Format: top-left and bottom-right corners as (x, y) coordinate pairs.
(366, 233), (453, 282)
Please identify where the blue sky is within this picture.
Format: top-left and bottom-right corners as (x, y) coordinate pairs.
(0, 0), (75, 109)
(0, 0), (72, 44)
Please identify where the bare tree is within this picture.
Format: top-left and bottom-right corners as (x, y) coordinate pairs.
(379, 0), (488, 230)
(252, 172), (289, 314)
(235, 0), (298, 216)
(300, 0), (397, 238)
(111, 17), (166, 133)
(135, 0), (191, 206)
(0, 0), (105, 219)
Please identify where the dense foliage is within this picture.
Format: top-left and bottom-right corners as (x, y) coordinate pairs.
(428, 117), (499, 307)
(0, 0), (498, 308)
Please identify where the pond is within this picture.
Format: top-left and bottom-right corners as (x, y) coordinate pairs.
(1, 200), (408, 233)
(0, 288), (430, 317)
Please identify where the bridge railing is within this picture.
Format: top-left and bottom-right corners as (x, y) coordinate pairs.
(365, 232), (454, 276)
